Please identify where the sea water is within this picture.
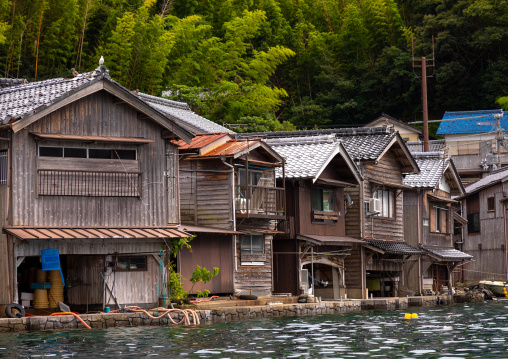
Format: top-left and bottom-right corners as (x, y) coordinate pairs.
(1, 299), (508, 358)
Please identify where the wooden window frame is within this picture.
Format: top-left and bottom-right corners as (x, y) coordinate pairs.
(374, 188), (395, 219)
(467, 193), (480, 234)
(115, 256), (147, 272)
(311, 187), (337, 224)
(430, 203), (449, 234)
(487, 196), (495, 213)
(0, 150), (7, 185)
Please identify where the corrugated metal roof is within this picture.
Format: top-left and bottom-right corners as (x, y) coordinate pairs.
(365, 239), (424, 255)
(178, 225), (242, 234)
(173, 133), (231, 150)
(403, 152), (450, 188)
(201, 139), (256, 157)
(436, 109), (506, 135)
(137, 93), (234, 135)
(3, 226), (191, 240)
(420, 245), (472, 260)
(297, 234), (365, 245)
(30, 132), (154, 143)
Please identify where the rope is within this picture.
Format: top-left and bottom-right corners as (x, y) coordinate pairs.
(49, 312), (91, 329)
(121, 306), (200, 326)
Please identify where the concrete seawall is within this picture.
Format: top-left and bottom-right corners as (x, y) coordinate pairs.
(0, 295), (452, 332)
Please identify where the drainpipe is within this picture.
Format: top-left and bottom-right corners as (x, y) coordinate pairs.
(504, 200), (508, 282)
(221, 156), (237, 273)
(4, 132), (11, 301)
(417, 188), (422, 295)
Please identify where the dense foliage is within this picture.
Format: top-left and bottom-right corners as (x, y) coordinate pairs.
(1, 0), (508, 131)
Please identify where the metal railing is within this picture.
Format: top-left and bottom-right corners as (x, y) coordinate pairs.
(38, 169), (142, 197)
(235, 184), (285, 218)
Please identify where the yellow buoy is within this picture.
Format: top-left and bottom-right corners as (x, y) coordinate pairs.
(411, 313), (418, 319)
(404, 313), (411, 319)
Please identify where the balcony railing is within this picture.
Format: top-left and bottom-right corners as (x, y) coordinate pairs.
(38, 169), (142, 197)
(235, 184), (285, 219)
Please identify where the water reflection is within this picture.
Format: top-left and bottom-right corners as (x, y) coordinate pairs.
(1, 300), (508, 358)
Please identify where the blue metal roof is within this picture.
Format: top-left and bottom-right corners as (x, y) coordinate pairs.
(436, 109), (506, 135)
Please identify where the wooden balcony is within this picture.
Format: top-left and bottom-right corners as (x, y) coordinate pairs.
(37, 169), (142, 197)
(235, 184), (285, 219)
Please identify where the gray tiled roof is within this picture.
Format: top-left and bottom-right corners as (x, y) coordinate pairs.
(266, 135), (342, 179)
(403, 152), (450, 188)
(365, 239), (424, 255)
(0, 68), (106, 123)
(137, 93), (233, 135)
(462, 166), (508, 197)
(420, 245), (472, 260)
(405, 140), (446, 152)
(238, 127), (398, 161)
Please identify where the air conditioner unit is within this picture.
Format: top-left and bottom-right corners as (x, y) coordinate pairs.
(301, 269), (308, 285)
(369, 198), (381, 214)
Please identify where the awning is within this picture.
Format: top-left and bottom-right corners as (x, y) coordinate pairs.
(178, 224), (242, 234)
(365, 239), (425, 255)
(239, 228), (285, 234)
(420, 245), (472, 261)
(30, 132), (154, 144)
(370, 179), (412, 190)
(297, 234), (364, 245)
(428, 193), (458, 204)
(453, 212), (468, 225)
(3, 226), (191, 240)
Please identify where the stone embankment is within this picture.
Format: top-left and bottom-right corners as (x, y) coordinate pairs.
(0, 295), (452, 332)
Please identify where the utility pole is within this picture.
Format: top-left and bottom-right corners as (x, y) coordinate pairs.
(478, 113), (504, 169)
(413, 37), (435, 152)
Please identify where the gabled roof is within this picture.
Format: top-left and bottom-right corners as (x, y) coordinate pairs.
(436, 109), (506, 135)
(420, 245), (472, 261)
(403, 152), (464, 194)
(365, 239), (424, 255)
(460, 166), (508, 198)
(364, 113), (422, 135)
(266, 135), (362, 184)
(0, 66), (194, 143)
(174, 133), (284, 162)
(406, 140), (446, 152)
(137, 93), (233, 135)
(236, 127), (419, 174)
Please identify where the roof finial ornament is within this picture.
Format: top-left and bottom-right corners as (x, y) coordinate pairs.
(99, 56), (104, 65)
(71, 68), (79, 77)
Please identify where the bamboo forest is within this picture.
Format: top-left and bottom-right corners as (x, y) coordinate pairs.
(0, 0), (507, 132)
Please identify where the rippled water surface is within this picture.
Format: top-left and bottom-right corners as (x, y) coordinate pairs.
(2, 300), (508, 358)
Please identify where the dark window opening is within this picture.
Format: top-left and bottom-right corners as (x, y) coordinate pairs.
(0, 150), (7, 185)
(114, 150), (137, 160)
(467, 213), (480, 233)
(311, 187), (336, 223)
(64, 147), (87, 158)
(116, 256), (147, 271)
(89, 149), (113, 159)
(39, 147), (63, 157)
(487, 197), (495, 212)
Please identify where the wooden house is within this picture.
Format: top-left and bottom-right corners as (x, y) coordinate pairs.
(237, 127), (422, 298)
(364, 114), (422, 142)
(457, 166), (508, 283)
(0, 65), (201, 312)
(264, 135), (364, 299)
(436, 109), (507, 185)
(403, 152), (471, 295)
(172, 133), (285, 297)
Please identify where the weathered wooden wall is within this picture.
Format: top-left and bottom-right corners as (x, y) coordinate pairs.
(344, 186), (361, 238)
(363, 152), (404, 241)
(463, 182), (507, 282)
(179, 233), (234, 294)
(344, 246), (363, 291)
(234, 235), (273, 296)
(297, 183), (345, 236)
(11, 91), (179, 227)
(179, 159), (233, 229)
